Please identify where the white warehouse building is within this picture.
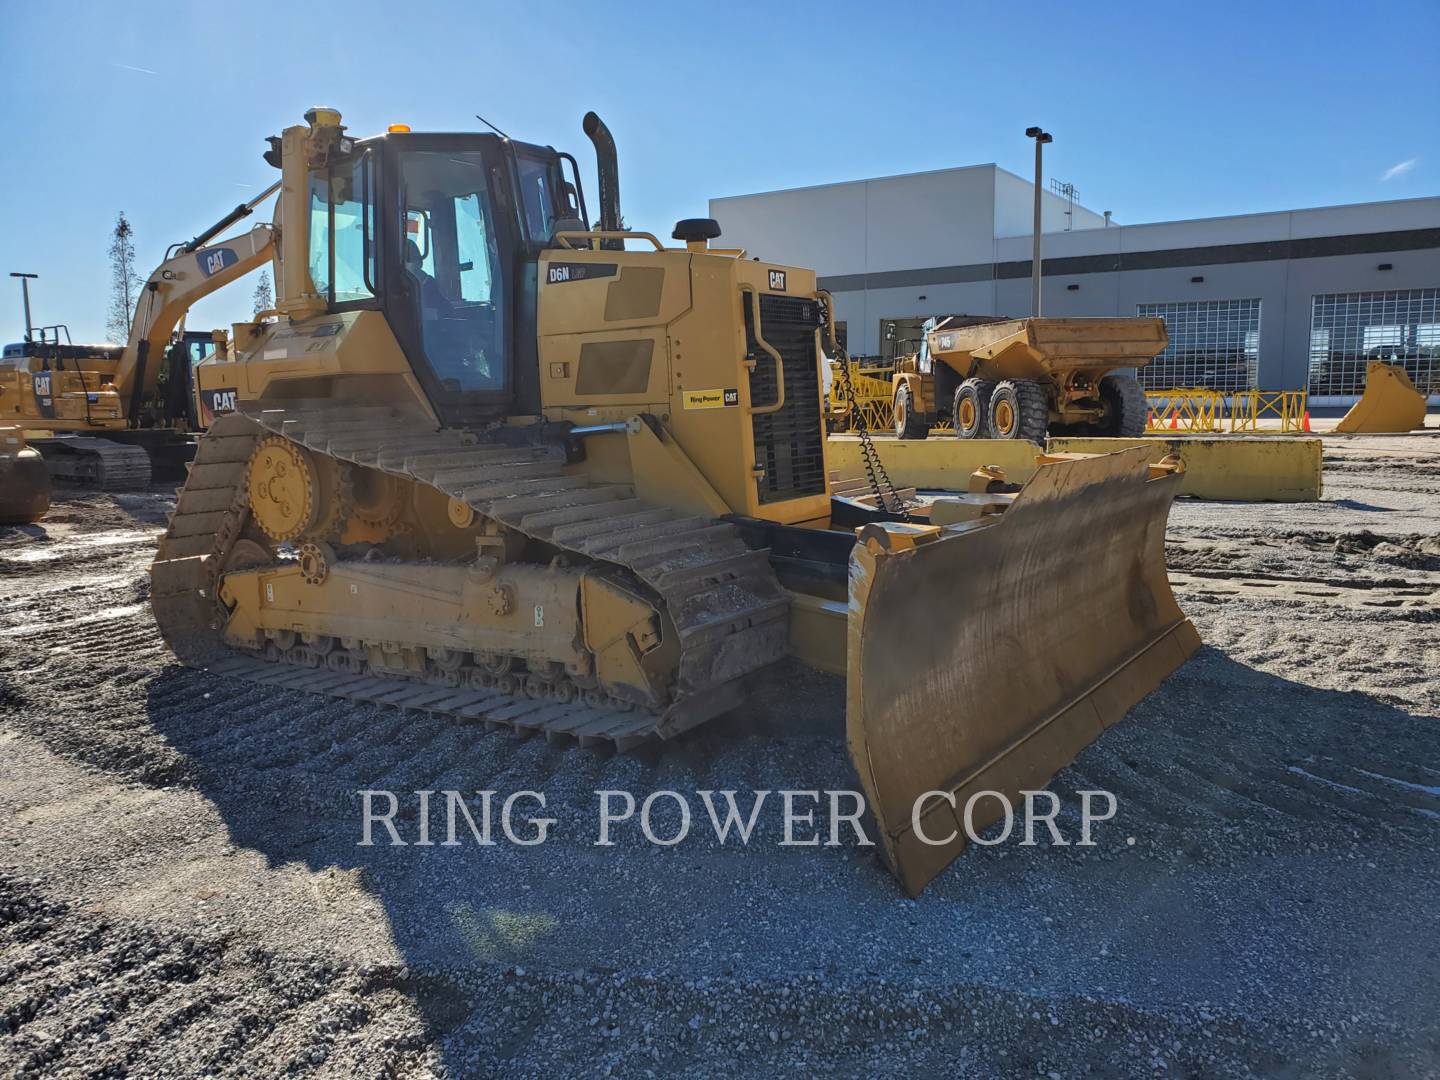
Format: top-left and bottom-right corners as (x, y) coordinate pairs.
(709, 166), (1440, 405)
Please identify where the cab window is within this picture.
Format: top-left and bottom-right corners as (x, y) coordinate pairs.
(308, 153), (376, 306)
(398, 150), (505, 393)
(515, 152), (558, 244)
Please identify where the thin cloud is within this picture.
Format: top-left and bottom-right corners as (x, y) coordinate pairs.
(112, 62), (158, 76)
(1380, 158), (1417, 181)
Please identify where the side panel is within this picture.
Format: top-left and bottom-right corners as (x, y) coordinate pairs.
(538, 249), (691, 412)
(207, 310), (433, 419)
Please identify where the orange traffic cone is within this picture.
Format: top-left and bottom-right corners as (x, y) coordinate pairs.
(1302, 410), (1311, 432)
(1146, 409), (1155, 430)
(1168, 408), (1179, 430)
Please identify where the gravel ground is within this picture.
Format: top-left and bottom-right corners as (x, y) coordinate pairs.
(2, 430), (1438, 1078)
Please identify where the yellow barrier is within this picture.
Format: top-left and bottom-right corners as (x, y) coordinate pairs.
(1145, 389), (1224, 433)
(1048, 437), (1322, 502)
(827, 434), (1323, 502)
(1229, 390), (1309, 433)
(826, 435), (1041, 490)
(1145, 387), (1310, 433)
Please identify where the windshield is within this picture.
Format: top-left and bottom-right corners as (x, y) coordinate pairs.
(515, 152), (559, 244)
(398, 150), (505, 393)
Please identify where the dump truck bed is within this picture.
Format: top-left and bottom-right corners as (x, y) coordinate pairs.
(929, 316), (1168, 373)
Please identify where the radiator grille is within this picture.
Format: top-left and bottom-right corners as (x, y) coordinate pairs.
(744, 293), (826, 504)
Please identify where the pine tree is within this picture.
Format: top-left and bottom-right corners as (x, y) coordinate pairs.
(252, 270), (274, 316)
(106, 212), (139, 344)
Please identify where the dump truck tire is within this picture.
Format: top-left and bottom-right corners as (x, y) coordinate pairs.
(1099, 373), (1148, 437)
(988, 380), (1049, 443)
(894, 383), (929, 440)
(953, 379), (997, 439)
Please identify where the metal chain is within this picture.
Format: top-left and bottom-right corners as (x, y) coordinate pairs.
(835, 351), (910, 522)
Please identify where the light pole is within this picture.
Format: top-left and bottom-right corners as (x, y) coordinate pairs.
(9, 272), (38, 341)
(1024, 127), (1052, 316)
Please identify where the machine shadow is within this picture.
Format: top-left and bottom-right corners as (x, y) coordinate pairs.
(140, 642), (1436, 1069)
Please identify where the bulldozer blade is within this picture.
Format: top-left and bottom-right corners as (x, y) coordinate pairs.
(845, 445), (1200, 896)
(1334, 362), (1428, 433)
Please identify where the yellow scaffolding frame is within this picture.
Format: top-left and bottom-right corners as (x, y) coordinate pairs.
(1228, 390), (1309, 433)
(830, 377), (1312, 436)
(1145, 388), (1309, 434)
(1144, 389), (1224, 433)
(829, 362), (895, 431)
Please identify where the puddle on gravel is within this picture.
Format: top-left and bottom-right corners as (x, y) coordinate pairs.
(0, 602), (148, 638)
(0, 531), (158, 563)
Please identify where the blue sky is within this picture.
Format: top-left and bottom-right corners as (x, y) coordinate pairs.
(2, 0), (1436, 343)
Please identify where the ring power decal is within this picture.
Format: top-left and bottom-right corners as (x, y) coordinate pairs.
(682, 388), (740, 410)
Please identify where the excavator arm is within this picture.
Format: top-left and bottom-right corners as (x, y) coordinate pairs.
(113, 183), (280, 421)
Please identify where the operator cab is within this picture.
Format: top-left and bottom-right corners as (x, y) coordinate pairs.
(301, 126), (587, 426)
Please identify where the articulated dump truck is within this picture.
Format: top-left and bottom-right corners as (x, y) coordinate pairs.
(149, 108), (1199, 894)
(892, 314), (1168, 442)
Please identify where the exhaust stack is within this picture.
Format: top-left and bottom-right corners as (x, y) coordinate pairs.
(582, 111), (622, 236)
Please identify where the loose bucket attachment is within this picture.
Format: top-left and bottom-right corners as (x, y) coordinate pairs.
(0, 426), (52, 525)
(845, 446), (1200, 895)
(1334, 362), (1428, 433)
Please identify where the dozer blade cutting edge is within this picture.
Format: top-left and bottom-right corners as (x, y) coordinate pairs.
(843, 445), (1201, 895)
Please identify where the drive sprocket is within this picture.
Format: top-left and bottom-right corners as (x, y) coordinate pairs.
(247, 435), (351, 543)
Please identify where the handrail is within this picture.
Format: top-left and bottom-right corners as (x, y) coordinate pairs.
(553, 230), (664, 251)
(738, 284), (785, 416)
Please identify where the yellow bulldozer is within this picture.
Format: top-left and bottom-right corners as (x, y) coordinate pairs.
(147, 107), (1199, 894)
(891, 314), (1168, 441)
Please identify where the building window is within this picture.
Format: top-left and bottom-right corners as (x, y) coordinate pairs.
(1308, 288), (1439, 398)
(1135, 299), (1261, 391)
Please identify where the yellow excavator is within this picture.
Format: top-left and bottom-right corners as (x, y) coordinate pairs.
(148, 107), (1199, 894)
(2, 195), (278, 487)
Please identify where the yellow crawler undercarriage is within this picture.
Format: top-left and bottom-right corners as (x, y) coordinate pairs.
(151, 407), (791, 750)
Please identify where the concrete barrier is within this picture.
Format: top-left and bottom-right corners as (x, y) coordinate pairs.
(826, 436), (1041, 490)
(1047, 436), (1323, 502)
(826, 433), (1323, 502)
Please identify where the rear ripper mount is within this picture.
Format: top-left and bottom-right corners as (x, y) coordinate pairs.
(150, 408), (792, 750)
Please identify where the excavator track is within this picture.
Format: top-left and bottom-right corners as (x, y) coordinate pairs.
(150, 408), (791, 750)
(32, 436), (152, 489)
